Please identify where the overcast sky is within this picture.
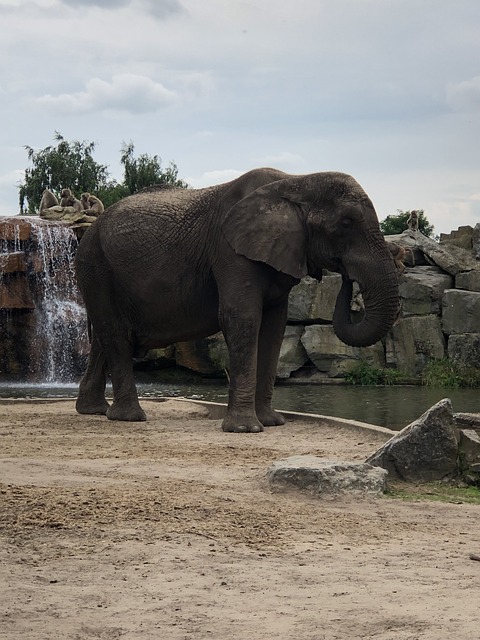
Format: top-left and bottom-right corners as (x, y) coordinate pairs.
(1, 0), (479, 235)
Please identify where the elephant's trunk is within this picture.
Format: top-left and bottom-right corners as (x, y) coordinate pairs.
(332, 260), (399, 348)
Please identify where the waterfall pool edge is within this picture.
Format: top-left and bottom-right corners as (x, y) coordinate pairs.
(0, 381), (478, 431)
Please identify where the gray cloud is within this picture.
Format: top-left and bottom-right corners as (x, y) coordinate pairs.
(60, 0), (185, 17)
(0, 0), (479, 233)
(61, 0), (130, 7)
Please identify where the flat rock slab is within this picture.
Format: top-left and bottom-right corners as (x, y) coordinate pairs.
(266, 456), (388, 496)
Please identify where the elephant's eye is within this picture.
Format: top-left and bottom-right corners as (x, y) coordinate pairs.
(341, 217), (353, 229)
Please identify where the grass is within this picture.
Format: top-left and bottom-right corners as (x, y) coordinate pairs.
(386, 482), (480, 505)
(422, 358), (480, 388)
(345, 358), (480, 388)
(345, 361), (406, 386)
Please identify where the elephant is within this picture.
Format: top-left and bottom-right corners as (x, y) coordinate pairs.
(74, 168), (399, 432)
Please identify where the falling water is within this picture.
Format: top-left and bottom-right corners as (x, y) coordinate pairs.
(29, 220), (88, 382)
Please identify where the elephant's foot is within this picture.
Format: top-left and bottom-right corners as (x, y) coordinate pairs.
(76, 396), (110, 416)
(256, 408), (286, 427)
(106, 401), (147, 422)
(222, 412), (264, 433)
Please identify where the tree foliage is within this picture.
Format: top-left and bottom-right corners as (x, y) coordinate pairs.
(18, 132), (188, 214)
(120, 142), (188, 195)
(19, 132), (112, 214)
(380, 209), (435, 238)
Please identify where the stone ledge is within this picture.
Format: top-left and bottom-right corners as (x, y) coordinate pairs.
(267, 456), (388, 496)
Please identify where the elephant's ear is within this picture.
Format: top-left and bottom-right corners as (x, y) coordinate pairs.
(221, 181), (308, 279)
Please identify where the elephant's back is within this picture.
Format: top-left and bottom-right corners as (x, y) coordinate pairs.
(91, 186), (222, 275)
(103, 186), (216, 221)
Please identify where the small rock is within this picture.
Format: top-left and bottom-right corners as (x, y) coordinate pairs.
(459, 429), (480, 467)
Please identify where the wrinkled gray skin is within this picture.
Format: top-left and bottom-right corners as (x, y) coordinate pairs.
(75, 168), (399, 432)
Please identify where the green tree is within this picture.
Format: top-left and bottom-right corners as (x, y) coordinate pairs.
(120, 141), (188, 194)
(18, 131), (112, 214)
(380, 209), (435, 238)
(18, 133), (188, 215)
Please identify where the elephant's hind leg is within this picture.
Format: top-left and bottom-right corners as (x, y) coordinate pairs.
(76, 335), (110, 416)
(105, 338), (146, 422)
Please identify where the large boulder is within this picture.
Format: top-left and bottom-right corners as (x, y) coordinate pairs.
(267, 456), (388, 496)
(399, 266), (453, 316)
(301, 325), (384, 378)
(388, 230), (463, 275)
(447, 333), (480, 368)
(174, 333), (229, 376)
(288, 274), (341, 322)
(366, 399), (459, 482)
(439, 225), (474, 250)
(455, 270), (480, 293)
(385, 315), (446, 374)
(276, 325), (309, 379)
(442, 289), (480, 334)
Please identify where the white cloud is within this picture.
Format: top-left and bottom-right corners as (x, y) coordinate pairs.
(35, 74), (178, 115)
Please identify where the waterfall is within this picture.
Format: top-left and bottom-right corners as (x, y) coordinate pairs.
(30, 220), (88, 382)
(0, 217), (88, 383)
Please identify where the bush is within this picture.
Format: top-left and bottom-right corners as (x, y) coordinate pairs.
(422, 358), (480, 388)
(345, 361), (403, 385)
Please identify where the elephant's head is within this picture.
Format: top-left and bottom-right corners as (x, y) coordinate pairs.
(222, 171), (399, 348)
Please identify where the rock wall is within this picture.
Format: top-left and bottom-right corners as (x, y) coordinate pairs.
(1, 217), (479, 383)
(167, 225), (480, 381)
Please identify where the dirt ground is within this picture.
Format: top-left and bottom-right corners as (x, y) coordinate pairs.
(1, 398), (479, 640)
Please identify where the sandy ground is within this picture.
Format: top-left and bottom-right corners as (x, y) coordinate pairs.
(1, 398), (480, 640)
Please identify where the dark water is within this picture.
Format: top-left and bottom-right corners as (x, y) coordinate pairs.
(0, 379), (478, 430)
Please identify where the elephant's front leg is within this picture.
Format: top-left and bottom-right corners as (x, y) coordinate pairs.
(219, 304), (264, 434)
(255, 299), (288, 427)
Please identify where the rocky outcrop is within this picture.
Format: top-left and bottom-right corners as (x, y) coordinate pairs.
(366, 399), (459, 482)
(165, 226), (480, 380)
(40, 205), (97, 225)
(366, 398), (480, 484)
